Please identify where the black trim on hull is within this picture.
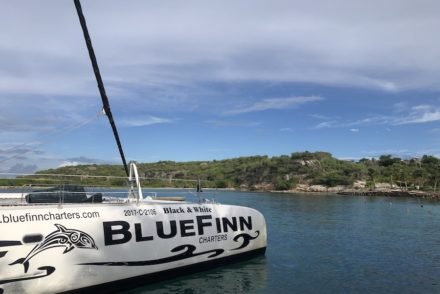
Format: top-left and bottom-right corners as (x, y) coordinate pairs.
(61, 247), (266, 294)
(0, 266), (55, 286)
(0, 241), (22, 247)
(78, 244), (224, 267)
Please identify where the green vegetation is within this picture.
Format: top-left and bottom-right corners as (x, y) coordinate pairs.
(1, 152), (439, 192)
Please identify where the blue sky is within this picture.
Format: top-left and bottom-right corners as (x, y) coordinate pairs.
(1, 0), (440, 173)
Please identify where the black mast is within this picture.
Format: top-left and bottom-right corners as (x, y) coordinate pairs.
(74, 0), (129, 177)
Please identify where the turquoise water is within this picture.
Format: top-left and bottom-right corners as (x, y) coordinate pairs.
(127, 190), (440, 294)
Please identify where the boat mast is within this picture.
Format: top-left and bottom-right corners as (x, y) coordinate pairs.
(74, 0), (129, 177)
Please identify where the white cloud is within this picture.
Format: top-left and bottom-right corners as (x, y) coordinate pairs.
(57, 156), (112, 167)
(361, 149), (411, 157)
(360, 148), (440, 159)
(337, 156), (366, 161)
(1, 0), (440, 100)
(224, 96), (323, 115)
(207, 120), (261, 127)
(314, 103), (440, 129)
(350, 128), (359, 132)
(2, 163), (38, 174)
(119, 116), (174, 127)
(311, 114), (334, 120)
(58, 161), (81, 168)
(393, 102), (409, 113)
(394, 104), (440, 125)
(315, 121), (336, 129)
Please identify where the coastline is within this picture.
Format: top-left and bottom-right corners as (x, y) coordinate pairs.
(268, 188), (440, 200)
(336, 190), (440, 200)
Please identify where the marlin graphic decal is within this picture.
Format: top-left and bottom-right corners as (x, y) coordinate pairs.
(10, 224), (98, 273)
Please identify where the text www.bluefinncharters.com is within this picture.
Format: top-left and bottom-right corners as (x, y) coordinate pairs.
(0, 211), (100, 224)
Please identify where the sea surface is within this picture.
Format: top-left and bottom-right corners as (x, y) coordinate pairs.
(126, 190), (440, 294)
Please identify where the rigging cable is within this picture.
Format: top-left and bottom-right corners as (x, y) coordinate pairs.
(74, 0), (129, 177)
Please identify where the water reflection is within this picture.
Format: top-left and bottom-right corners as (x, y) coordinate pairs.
(126, 256), (267, 294)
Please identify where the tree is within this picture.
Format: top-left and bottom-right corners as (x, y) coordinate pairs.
(422, 155), (440, 192)
(391, 163), (410, 191)
(412, 168), (427, 190)
(367, 167), (379, 190)
(378, 155), (402, 167)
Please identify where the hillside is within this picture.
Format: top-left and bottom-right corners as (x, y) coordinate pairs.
(6, 151), (438, 193)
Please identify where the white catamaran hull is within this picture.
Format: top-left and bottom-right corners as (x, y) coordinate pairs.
(0, 201), (266, 293)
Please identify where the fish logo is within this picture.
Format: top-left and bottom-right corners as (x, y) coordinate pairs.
(10, 224), (98, 273)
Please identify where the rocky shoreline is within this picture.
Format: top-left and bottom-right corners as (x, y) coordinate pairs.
(270, 189), (440, 200)
(264, 183), (440, 200)
(296, 181), (439, 200)
(336, 190), (440, 200)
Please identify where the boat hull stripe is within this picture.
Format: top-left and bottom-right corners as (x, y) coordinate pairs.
(0, 241), (22, 248)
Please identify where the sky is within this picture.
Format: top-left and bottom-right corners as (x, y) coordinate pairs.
(1, 0), (440, 174)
